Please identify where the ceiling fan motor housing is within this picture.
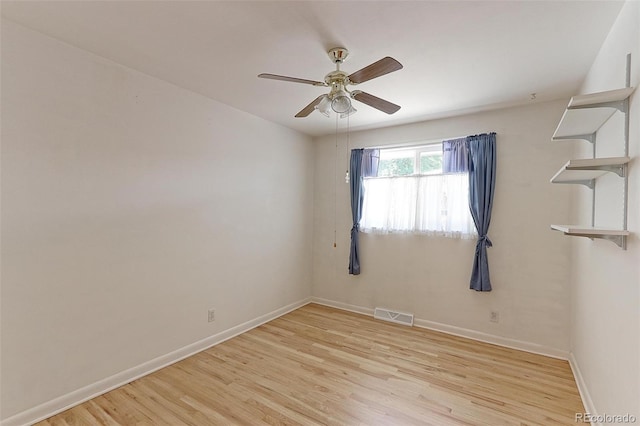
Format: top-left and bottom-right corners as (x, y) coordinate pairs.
(325, 71), (350, 95)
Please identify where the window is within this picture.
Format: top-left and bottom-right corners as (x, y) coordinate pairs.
(377, 144), (442, 177)
(360, 143), (476, 238)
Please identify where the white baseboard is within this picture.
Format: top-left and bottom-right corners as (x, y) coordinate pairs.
(413, 318), (570, 360)
(569, 353), (599, 426)
(312, 297), (569, 360)
(311, 297), (374, 316)
(1, 297), (312, 426)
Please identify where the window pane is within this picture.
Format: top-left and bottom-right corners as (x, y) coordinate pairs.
(420, 152), (443, 174)
(377, 149), (415, 176)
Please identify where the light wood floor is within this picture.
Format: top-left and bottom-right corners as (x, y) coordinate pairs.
(38, 303), (584, 425)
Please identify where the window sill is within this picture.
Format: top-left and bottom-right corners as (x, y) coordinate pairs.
(360, 228), (477, 240)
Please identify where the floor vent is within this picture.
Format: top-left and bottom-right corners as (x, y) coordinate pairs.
(373, 307), (414, 326)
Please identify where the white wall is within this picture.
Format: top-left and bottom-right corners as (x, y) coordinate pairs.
(312, 100), (574, 355)
(0, 19), (314, 421)
(570, 0), (639, 420)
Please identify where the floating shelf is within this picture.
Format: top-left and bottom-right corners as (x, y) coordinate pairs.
(550, 157), (630, 188)
(551, 224), (629, 249)
(552, 87), (635, 141)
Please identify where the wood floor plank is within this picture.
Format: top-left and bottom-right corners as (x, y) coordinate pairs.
(36, 304), (584, 425)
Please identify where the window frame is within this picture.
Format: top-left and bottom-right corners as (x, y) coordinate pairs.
(375, 142), (444, 178)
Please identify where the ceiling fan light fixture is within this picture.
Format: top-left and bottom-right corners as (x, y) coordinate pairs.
(340, 105), (357, 119)
(331, 92), (352, 114)
(314, 95), (331, 117)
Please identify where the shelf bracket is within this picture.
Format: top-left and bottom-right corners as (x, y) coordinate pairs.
(564, 232), (628, 250)
(552, 132), (596, 143)
(566, 163), (627, 178)
(553, 179), (595, 189)
(568, 99), (627, 113)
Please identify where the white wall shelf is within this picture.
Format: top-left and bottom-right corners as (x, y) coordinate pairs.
(549, 54), (633, 249)
(550, 157), (630, 189)
(552, 87), (635, 142)
(550, 225), (629, 248)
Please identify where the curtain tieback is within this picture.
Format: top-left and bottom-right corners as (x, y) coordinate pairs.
(478, 235), (492, 247)
(351, 223), (360, 233)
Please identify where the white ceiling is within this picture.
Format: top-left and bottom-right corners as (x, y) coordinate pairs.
(1, 1), (625, 137)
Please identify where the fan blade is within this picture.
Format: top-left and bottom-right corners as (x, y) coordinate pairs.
(295, 95), (326, 118)
(258, 73), (327, 86)
(352, 91), (401, 114)
(348, 57), (403, 84)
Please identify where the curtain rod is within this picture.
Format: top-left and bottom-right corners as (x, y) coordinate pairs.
(353, 132), (495, 151)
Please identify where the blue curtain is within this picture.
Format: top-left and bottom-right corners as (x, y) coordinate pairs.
(349, 149), (364, 275)
(362, 149), (380, 177)
(442, 137), (469, 173)
(467, 133), (496, 291)
(349, 148), (379, 275)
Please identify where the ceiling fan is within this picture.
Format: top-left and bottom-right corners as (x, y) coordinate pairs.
(258, 47), (403, 118)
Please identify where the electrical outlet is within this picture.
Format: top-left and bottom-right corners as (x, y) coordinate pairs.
(208, 309), (215, 323)
(490, 311), (499, 323)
